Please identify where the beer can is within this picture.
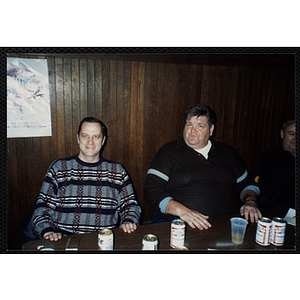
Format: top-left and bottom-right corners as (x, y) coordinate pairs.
(255, 217), (272, 246)
(170, 219), (185, 248)
(270, 217), (286, 246)
(98, 229), (114, 250)
(173, 246), (189, 251)
(142, 234), (158, 250)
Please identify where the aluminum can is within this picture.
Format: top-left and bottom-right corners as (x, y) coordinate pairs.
(255, 217), (272, 246)
(270, 217), (286, 246)
(142, 234), (158, 250)
(173, 246), (189, 251)
(170, 219), (185, 248)
(98, 229), (114, 250)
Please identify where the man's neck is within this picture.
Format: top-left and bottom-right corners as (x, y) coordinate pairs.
(78, 154), (100, 163)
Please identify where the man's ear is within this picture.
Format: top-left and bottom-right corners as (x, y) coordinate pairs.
(210, 124), (215, 136)
(280, 129), (284, 139)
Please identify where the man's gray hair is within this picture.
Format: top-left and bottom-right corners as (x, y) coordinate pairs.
(282, 120), (295, 132)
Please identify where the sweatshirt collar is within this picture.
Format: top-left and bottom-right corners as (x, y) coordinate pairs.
(75, 154), (103, 167)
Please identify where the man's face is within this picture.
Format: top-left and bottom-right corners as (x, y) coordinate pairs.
(77, 122), (106, 163)
(183, 115), (214, 150)
(281, 123), (296, 156)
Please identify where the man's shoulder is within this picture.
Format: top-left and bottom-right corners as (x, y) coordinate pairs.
(154, 139), (182, 156)
(260, 145), (283, 157)
(101, 157), (126, 171)
(163, 140), (180, 149)
(211, 139), (236, 152)
(265, 144), (282, 151)
(48, 155), (77, 169)
(210, 140), (244, 162)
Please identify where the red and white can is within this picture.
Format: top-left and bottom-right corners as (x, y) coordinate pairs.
(170, 219), (185, 248)
(255, 217), (272, 246)
(270, 217), (286, 246)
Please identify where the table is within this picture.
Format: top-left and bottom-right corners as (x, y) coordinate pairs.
(22, 215), (296, 252)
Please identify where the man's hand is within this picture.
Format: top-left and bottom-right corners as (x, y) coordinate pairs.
(240, 190), (262, 223)
(120, 222), (137, 233)
(43, 231), (62, 241)
(240, 201), (262, 223)
(166, 199), (212, 230)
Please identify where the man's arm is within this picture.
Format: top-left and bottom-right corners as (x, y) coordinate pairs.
(118, 168), (141, 233)
(145, 171), (210, 228)
(165, 199), (212, 230)
(32, 166), (59, 238)
(144, 144), (178, 218)
(230, 145), (262, 223)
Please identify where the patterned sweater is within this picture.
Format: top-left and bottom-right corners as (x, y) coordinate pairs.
(31, 155), (141, 238)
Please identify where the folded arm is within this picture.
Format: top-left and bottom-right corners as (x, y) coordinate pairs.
(165, 199), (211, 230)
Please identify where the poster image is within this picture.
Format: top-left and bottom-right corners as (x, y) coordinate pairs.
(7, 58), (52, 138)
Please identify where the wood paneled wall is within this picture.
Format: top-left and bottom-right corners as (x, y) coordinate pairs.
(7, 53), (295, 238)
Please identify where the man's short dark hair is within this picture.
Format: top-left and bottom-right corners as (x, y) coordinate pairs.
(77, 117), (107, 138)
(184, 104), (216, 128)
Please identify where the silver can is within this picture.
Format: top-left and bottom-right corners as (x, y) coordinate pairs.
(98, 229), (114, 250)
(170, 219), (185, 248)
(173, 246), (189, 251)
(255, 217), (272, 246)
(270, 217), (286, 246)
(142, 234), (158, 250)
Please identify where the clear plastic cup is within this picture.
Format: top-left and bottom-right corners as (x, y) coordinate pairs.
(230, 217), (248, 244)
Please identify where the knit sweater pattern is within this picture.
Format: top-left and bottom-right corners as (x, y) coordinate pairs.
(32, 155), (141, 238)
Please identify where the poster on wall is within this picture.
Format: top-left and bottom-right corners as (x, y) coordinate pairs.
(7, 58), (52, 138)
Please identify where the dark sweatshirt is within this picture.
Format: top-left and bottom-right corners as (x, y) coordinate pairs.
(144, 138), (259, 219)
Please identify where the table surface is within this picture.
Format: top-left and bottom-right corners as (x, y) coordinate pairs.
(22, 215), (296, 252)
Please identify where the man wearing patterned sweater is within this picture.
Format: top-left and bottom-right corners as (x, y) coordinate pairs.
(30, 117), (141, 241)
